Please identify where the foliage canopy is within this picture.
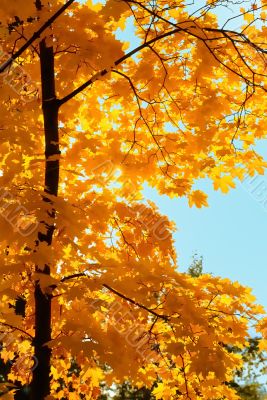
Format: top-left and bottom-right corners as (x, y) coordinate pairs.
(0, 0), (266, 399)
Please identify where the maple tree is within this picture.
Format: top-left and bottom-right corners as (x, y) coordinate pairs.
(0, 0), (267, 399)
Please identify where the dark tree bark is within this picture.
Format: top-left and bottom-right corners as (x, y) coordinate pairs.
(29, 39), (60, 400)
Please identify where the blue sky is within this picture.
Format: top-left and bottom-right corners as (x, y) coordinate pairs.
(145, 155), (267, 309)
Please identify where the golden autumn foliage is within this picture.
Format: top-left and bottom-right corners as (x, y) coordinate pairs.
(0, 0), (266, 399)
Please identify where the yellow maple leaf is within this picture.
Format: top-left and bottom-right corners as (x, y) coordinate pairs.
(213, 175), (236, 193)
(189, 190), (208, 208)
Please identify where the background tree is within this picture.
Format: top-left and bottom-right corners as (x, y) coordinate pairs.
(0, 1), (266, 399)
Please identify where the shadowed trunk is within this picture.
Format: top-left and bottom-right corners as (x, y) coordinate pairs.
(30, 38), (60, 400)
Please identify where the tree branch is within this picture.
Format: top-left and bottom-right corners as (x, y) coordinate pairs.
(0, 321), (33, 340)
(103, 283), (170, 322)
(58, 27), (182, 106)
(0, 0), (75, 73)
(58, 2), (266, 107)
(60, 272), (170, 321)
(123, 1), (267, 90)
(61, 272), (88, 282)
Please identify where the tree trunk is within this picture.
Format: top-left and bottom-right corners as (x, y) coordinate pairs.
(30, 39), (60, 400)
